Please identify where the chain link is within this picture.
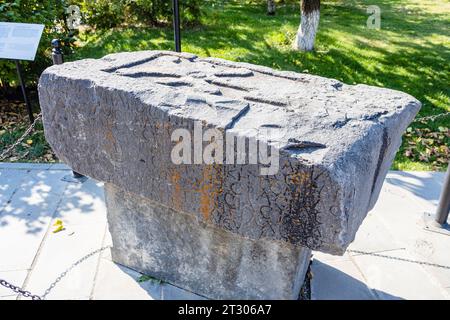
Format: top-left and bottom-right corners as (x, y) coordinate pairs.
(347, 249), (450, 270)
(41, 246), (111, 300)
(0, 246), (110, 300)
(413, 112), (450, 123)
(0, 113), (42, 161)
(0, 279), (41, 300)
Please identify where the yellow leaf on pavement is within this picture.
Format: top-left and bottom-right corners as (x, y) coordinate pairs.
(52, 219), (65, 233)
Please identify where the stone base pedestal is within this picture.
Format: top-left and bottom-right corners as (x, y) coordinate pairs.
(104, 183), (311, 300)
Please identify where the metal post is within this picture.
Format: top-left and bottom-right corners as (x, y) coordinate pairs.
(172, 0), (181, 52)
(51, 39), (86, 182)
(435, 165), (450, 225)
(15, 60), (34, 123)
(423, 164), (450, 235)
(51, 39), (64, 65)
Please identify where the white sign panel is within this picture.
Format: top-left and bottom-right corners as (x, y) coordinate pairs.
(0, 22), (44, 61)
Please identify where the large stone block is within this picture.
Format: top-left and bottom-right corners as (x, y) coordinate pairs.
(38, 50), (420, 299)
(38, 50), (420, 254)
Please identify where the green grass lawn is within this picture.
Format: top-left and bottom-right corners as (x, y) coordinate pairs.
(2, 0), (449, 170)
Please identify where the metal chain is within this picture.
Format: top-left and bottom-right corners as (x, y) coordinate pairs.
(347, 249), (450, 270)
(0, 246), (111, 300)
(413, 112), (450, 123)
(0, 112), (42, 161)
(0, 279), (42, 300)
(40, 245), (111, 300)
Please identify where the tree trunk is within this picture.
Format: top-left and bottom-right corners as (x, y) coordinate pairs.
(293, 0), (320, 51)
(267, 0), (276, 15)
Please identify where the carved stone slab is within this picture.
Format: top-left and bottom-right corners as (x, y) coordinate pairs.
(38, 50), (421, 254)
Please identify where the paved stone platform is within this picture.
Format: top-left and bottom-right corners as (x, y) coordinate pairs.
(0, 163), (449, 300)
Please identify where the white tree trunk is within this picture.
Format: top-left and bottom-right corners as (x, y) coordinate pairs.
(293, 0), (320, 51)
(267, 0), (276, 15)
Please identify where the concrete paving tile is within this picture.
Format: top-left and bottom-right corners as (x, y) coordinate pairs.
(54, 179), (106, 226)
(348, 212), (406, 254)
(429, 172), (445, 186)
(311, 258), (376, 300)
(370, 183), (434, 244)
(0, 270), (28, 297)
(0, 169), (30, 211)
(0, 212), (50, 271)
(352, 177), (450, 300)
(350, 249), (449, 300)
(370, 176), (450, 291)
(22, 223), (106, 300)
(0, 295), (18, 300)
(385, 171), (442, 212)
(33, 170), (74, 193)
(92, 259), (162, 300)
(0, 170), (69, 270)
(411, 247), (450, 290)
(377, 212), (450, 290)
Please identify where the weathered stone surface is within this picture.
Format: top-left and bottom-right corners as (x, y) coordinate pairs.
(105, 183), (311, 300)
(38, 50), (421, 254)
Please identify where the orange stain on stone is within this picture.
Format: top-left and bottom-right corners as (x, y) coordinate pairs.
(170, 165), (224, 223)
(171, 169), (182, 211)
(199, 164), (225, 223)
(200, 166), (213, 222)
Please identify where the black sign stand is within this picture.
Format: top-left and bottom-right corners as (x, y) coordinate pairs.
(14, 60), (34, 123)
(172, 0), (181, 52)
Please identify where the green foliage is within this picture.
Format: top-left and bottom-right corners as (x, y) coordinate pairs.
(0, 0), (203, 91)
(80, 0), (203, 28)
(402, 125), (449, 171)
(0, 0), (74, 93)
(80, 0), (127, 29)
(0, 120), (54, 162)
